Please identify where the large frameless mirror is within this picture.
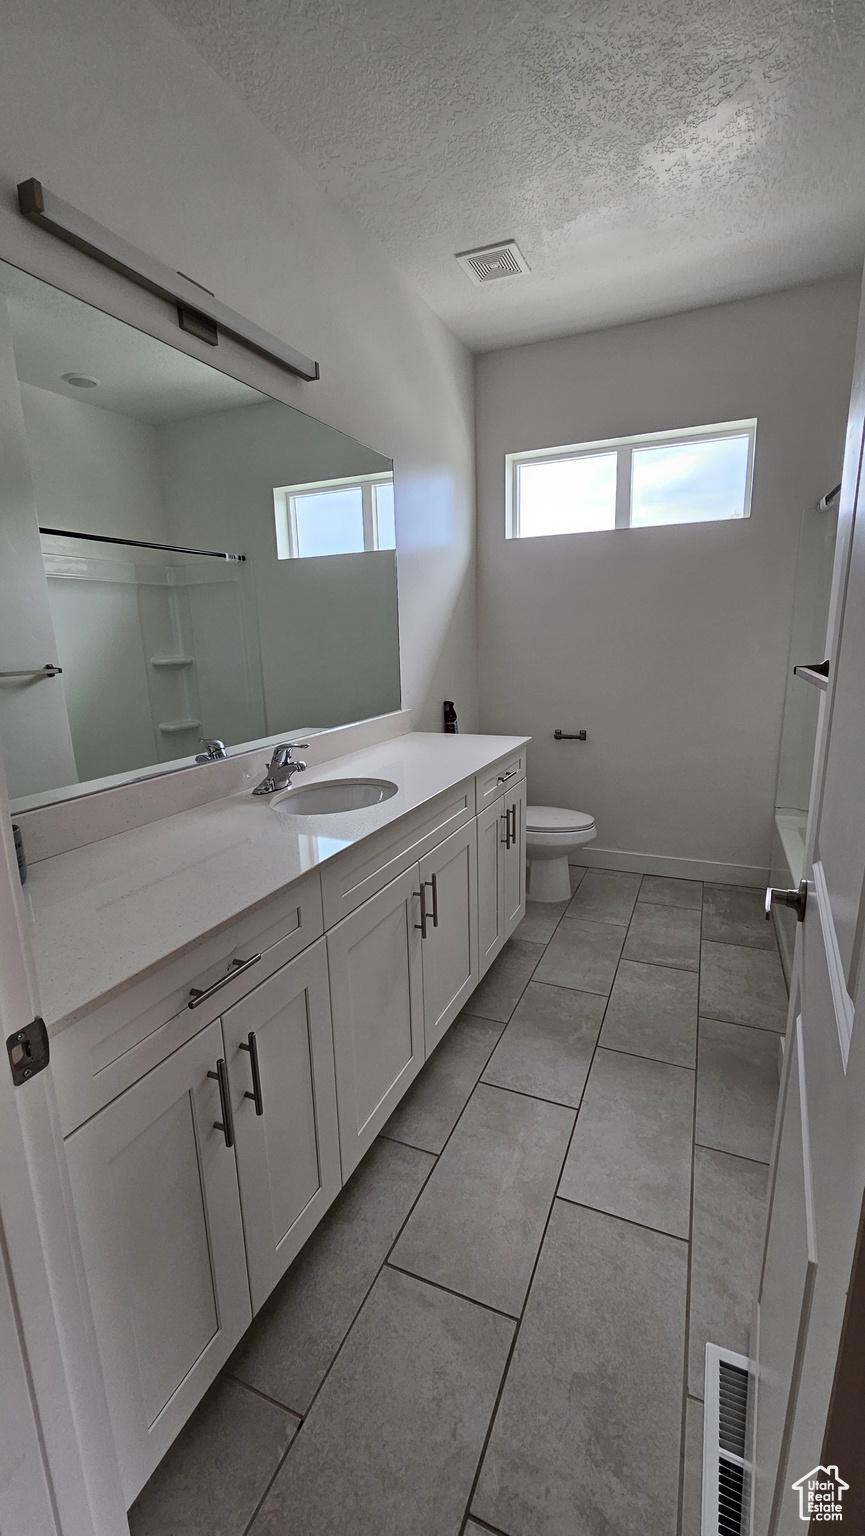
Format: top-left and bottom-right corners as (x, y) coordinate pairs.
(0, 259), (401, 808)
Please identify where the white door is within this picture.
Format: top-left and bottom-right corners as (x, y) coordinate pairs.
(477, 797), (507, 977)
(223, 939), (342, 1313)
(0, 1221), (58, 1535)
(502, 777), (527, 939)
(418, 821), (479, 1054)
(0, 800), (126, 1536)
(755, 278), (865, 1534)
(327, 864), (424, 1179)
(65, 1017), (252, 1506)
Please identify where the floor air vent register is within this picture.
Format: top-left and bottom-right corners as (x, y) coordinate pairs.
(703, 1344), (753, 1536)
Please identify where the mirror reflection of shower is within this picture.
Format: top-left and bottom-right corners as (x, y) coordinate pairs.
(40, 530), (264, 783)
(0, 256), (401, 805)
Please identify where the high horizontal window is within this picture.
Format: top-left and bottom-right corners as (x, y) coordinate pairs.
(506, 420), (757, 540)
(274, 473), (396, 559)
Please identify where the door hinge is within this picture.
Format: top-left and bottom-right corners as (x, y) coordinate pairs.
(6, 1017), (50, 1086)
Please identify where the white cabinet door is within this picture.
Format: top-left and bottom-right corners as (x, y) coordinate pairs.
(327, 865), (424, 1179)
(502, 777), (527, 939)
(418, 821), (479, 1054)
(222, 939), (341, 1314)
(477, 798), (508, 978)
(64, 1019), (251, 1506)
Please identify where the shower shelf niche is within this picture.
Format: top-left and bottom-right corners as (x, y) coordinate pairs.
(158, 718), (201, 735)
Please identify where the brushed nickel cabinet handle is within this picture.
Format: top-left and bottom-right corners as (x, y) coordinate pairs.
(207, 1057), (235, 1147)
(501, 810), (511, 849)
(414, 884), (428, 939)
(428, 873), (439, 929)
(188, 953), (262, 1009)
(497, 768), (518, 783)
(239, 1031), (264, 1115)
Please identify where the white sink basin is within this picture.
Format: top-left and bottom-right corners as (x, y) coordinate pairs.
(273, 778), (398, 815)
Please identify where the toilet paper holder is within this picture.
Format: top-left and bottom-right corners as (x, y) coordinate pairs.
(553, 729), (587, 741)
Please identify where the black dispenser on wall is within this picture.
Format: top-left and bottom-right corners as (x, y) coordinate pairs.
(443, 700), (458, 734)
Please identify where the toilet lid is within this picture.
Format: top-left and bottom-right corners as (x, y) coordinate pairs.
(526, 805), (595, 833)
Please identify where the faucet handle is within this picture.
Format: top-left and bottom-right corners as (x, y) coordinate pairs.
(195, 738), (227, 764)
(271, 741), (308, 763)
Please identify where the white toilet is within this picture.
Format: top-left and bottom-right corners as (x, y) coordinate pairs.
(526, 805), (597, 903)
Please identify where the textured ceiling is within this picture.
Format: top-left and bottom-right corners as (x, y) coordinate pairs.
(153, 0), (865, 350)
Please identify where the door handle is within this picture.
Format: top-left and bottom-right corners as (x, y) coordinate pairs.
(501, 809), (511, 849)
(427, 873), (439, 929)
(497, 768), (518, 784)
(239, 1031), (264, 1115)
(207, 1057), (235, 1147)
(188, 952), (262, 1009)
(414, 883), (428, 939)
(765, 880), (808, 923)
(508, 804), (517, 846)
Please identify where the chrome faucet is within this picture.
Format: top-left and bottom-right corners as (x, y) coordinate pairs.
(252, 743), (308, 795)
(195, 738), (227, 763)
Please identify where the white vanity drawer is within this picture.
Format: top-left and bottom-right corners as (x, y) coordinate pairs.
(476, 750), (526, 812)
(52, 870), (323, 1135)
(320, 779), (474, 927)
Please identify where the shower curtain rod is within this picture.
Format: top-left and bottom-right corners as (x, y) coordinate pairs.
(39, 527), (246, 562)
(817, 482), (842, 513)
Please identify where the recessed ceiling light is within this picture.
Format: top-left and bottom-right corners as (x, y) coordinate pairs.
(61, 371), (100, 388)
(455, 240), (530, 285)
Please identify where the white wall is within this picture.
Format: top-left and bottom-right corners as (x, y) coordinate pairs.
(20, 385), (168, 544)
(0, 0), (477, 739)
(158, 399), (401, 732)
(476, 278), (860, 883)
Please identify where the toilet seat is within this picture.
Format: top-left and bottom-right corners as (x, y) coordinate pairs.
(526, 806), (596, 835)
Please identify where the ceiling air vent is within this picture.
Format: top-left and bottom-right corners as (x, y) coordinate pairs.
(455, 240), (530, 285)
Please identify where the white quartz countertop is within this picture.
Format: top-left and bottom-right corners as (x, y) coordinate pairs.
(25, 731), (528, 1034)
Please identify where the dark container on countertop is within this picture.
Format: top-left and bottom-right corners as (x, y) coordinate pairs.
(443, 700), (458, 734)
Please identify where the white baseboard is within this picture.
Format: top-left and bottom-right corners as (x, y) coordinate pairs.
(571, 845), (769, 887)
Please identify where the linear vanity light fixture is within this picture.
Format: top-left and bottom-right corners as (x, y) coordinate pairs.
(17, 178), (320, 383)
(39, 527), (246, 562)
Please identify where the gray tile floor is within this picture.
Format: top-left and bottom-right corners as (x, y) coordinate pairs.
(128, 868), (786, 1536)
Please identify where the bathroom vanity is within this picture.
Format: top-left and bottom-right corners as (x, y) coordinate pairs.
(25, 728), (527, 1505)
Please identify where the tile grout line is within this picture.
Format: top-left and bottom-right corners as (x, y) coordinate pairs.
(237, 986), (519, 1534)
(459, 884), (655, 1531)
(225, 1372), (304, 1421)
(676, 882), (703, 1536)
(693, 1140), (771, 1170)
(456, 884), (601, 1536)
(589, 1041), (696, 1074)
(552, 1192), (690, 1244)
(457, 1081), (585, 1535)
(463, 876), (704, 1536)
(699, 1009), (785, 1033)
(463, 1513), (517, 1536)
(238, 1129), (450, 1535)
(479, 1077), (585, 1113)
(384, 1260), (520, 1322)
